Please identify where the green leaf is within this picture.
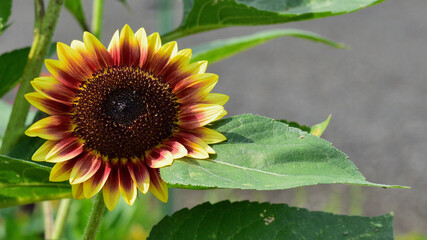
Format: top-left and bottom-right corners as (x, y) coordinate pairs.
(277, 119), (311, 134)
(0, 44), (56, 98)
(0, 155), (71, 208)
(162, 0), (385, 41)
(148, 201), (394, 240)
(310, 114), (331, 137)
(0, 0), (12, 35)
(65, 0), (89, 31)
(162, 114), (406, 190)
(191, 29), (345, 64)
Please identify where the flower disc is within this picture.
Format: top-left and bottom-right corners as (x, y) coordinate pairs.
(25, 25), (228, 210)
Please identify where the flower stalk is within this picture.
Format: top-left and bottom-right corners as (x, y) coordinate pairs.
(52, 199), (73, 240)
(82, 194), (106, 240)
(0, 0), (63, 154)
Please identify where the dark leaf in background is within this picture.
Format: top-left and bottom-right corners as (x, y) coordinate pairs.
(148, 201), (394, 240)
(0, 43), (56, 98)
(64, 0), (89, 31)
(0, 0), (12, 35)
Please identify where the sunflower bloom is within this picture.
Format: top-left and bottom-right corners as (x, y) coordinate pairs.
(25, 25), (228, 210)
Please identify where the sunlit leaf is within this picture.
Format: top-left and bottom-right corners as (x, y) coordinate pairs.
(0, 155), (71, 208)
(65, 0), (89, 31)
(191, 29), (345, 64)
(162, 114), (407, 190)
(162, 0), (385, 41)
(149, 201), (394, 240)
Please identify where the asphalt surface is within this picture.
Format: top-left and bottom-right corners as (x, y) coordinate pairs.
(1, 0), (426, 234)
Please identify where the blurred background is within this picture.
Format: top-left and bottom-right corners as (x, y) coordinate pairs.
(0, 0), (426, 239)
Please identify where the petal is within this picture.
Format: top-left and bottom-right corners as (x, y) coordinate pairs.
(69, 153), (102, 184)
(145, 148), (174, 168)
(186, 127), (226, 144)
(25, 116), (73, 140)
(49, 159), (77, 182)
(45, 59), (82, 90)
(32, 140), (57, 161)
(57, 42), (93, 79)
(176, 137), (209, 159)
(174, 73), (218, 104)
(147, 41), (177, 73)
(148, 168), (168, 203)
(135, 28), (148, 68)
(103, 168), (120, 211)
(158, 48), (192, 77)
(128, 159), (150, 194)
(144, 32), (161, 69)
(213, 109), (227, 121)
(200, 93), (229, 106)
(165, 60), (208, 87)
(70, 40), (97, 72)
(178, 104), (224, 129)
(119, 24), (140, 66)
(31, 77), (75, 105)
(72, 183), (84, 200)
(25, 92), (72, 115)
(83, 31), (114, 69)
(177, 131), (214, 156)
(46, 137), (84, 162)
(108, 30), (121, 65)
(162, 141), (187, 159)
(83, 162), (111, 198)
(119, 164), (137, 206)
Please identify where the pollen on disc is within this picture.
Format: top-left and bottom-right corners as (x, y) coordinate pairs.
(71, 66), (180, 159)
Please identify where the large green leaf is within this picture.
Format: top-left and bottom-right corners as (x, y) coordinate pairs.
(0, 44), (56, 98)
(65, 0), (89, 31)
(191, 29), (345, 64)
(162, 114), (406, 190)
(0, 155), (71, 208)
(148, 201), (394, 240)
(0, 0), (12, 35)
(162, 0), (385, 41)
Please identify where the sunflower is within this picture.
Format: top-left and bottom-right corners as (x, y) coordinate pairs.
(25, 25), (228, 210)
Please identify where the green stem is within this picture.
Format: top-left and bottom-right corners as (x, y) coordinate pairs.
(42, 201), (54, 240)
(82, 194), (105, 240)
(52, 199), (73, 240)
(0, 0), (64, 154)
(91, 0), (104, 38)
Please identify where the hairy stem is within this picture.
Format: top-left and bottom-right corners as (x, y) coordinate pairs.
(82, 194), (106, 240)
(0, 0), (64, 154)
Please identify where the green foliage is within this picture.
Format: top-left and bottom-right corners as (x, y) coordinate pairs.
(0, 0), (12, 35)
(148, 201), (394, 240)
(64, 0), (89, 31)
(163, 0), (385, 40)
(310, 114), (331, 137)
(0, 155), (71, 208)
(191, 29), (345, 64)
(0, 44), (56, 98)
(162, 114), (405, 190)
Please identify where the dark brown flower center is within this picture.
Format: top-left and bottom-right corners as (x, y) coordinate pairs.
(71, 66), (180, 159)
